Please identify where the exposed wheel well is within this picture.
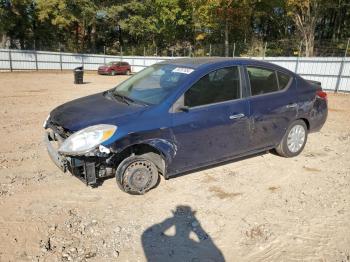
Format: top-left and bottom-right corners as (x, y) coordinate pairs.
(116, 144), (165, 175)
(299, 118), (310, 130)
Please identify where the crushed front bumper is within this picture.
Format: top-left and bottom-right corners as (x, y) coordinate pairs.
(44, 131), (99, 185)
(44, 131), (67, 171)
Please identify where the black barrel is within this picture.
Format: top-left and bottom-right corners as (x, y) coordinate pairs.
(74, 66), (84, 84)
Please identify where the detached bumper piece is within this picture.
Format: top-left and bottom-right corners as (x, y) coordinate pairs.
(44, 131), (100, 186)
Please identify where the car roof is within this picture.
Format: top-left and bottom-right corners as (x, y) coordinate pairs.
(158, 57), (294, 74)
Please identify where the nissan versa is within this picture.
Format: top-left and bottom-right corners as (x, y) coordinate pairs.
(44, 58), (328, 194)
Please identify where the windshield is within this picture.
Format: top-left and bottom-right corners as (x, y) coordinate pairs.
(107, 62), (116, 66)
(113, 64), (193, 105)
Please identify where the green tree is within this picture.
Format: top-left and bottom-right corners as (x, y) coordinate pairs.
(286, 0), (330, 56)
(0, 0), (36, 49)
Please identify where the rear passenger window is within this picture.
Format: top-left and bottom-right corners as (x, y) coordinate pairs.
(247, 67), (279, 96)
(277, 71), (291, 90)
(184, 66), (241, 107)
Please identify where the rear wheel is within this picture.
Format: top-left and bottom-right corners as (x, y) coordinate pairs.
(116, 153), (160, 194)
(111, 70), (116, 76)
(275, 120), (308, 157)
(125, 70), (131, 75)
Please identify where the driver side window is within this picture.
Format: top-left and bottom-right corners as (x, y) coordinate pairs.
(184, 66), (241, 108)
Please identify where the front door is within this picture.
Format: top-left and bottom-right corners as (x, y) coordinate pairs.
(168, 66), (251, 174)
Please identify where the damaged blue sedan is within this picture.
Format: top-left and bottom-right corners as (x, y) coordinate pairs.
(44, 58), (328, 194)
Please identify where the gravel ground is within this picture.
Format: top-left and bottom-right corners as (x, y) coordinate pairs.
(0, 71), (349, 262)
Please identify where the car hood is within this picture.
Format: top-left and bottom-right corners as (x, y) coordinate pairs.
(49, 92), (146, 131)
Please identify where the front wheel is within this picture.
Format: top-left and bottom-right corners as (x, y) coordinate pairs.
(116, 153), (160, 194)
(275, 120), (308, 157)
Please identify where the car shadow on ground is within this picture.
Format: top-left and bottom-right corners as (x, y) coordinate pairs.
(141, 205), (225, 262)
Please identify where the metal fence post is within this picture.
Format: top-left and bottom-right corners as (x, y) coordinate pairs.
(294, 56), (299, 74)
(81, 54), (84, 67)
(103, 46), (106, 65)
(335, 38), (349, 93)
(8, 49), (13, 72)
(232, 42), (236, 57)
(34, 50), (38, 71)
(335, 58), (345, 93)
(209, 44), (212, 57)
(59, 51), (63, 71)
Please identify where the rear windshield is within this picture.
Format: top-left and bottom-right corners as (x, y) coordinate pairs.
(114, 64), (193, 105)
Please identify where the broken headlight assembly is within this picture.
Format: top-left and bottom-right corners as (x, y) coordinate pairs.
(58, 124), (117, 156)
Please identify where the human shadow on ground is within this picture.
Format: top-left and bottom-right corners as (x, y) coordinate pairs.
(142, 205), (225, 262)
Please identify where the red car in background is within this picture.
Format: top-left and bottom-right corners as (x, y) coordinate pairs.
(98, 61), (131, 75)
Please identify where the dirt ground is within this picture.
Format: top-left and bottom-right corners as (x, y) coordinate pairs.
(0, 71), (349, 262)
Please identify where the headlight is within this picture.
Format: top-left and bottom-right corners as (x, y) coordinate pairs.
(58, 124), (117, 155)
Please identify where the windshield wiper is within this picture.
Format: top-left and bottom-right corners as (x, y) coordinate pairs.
(111, 90), (149, 106)
(122, 95), (136, 104)
(112, 92), (131, 105)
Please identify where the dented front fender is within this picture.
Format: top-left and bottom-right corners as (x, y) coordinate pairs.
(110, 129), (178, 168)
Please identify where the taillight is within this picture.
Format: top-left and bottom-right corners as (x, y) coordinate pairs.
(316, 90), (327, 101)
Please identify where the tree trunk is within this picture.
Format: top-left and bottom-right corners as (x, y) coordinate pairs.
(294, 16), (316, 56)
(0, 34), (7, 48)
(304, 35), (315, 57)
(290, 0), (320, 57)
(224, 19), (229, 57)
(75, 24), (79, 52)
(91, 22), (97, 53)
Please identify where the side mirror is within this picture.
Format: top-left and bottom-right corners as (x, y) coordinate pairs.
(177, 105), (190, 112)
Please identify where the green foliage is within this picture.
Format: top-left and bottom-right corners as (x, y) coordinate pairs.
(0, 0), (349, 56)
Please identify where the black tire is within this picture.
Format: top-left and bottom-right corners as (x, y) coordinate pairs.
(111, 70), (116, 76)
(116, 153), (161, 195)
(275, 120), (308, 158)
(125, 70), (131, 75)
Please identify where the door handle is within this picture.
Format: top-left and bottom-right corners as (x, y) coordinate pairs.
(286, 103), (297, 108)
(229, 113), (245, 120)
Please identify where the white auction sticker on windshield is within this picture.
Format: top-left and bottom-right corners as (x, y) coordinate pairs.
(172, 67), (194, 74)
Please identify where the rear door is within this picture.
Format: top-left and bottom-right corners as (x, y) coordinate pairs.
(245, 66), (297, 149)
(169, 66), (251, 173)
